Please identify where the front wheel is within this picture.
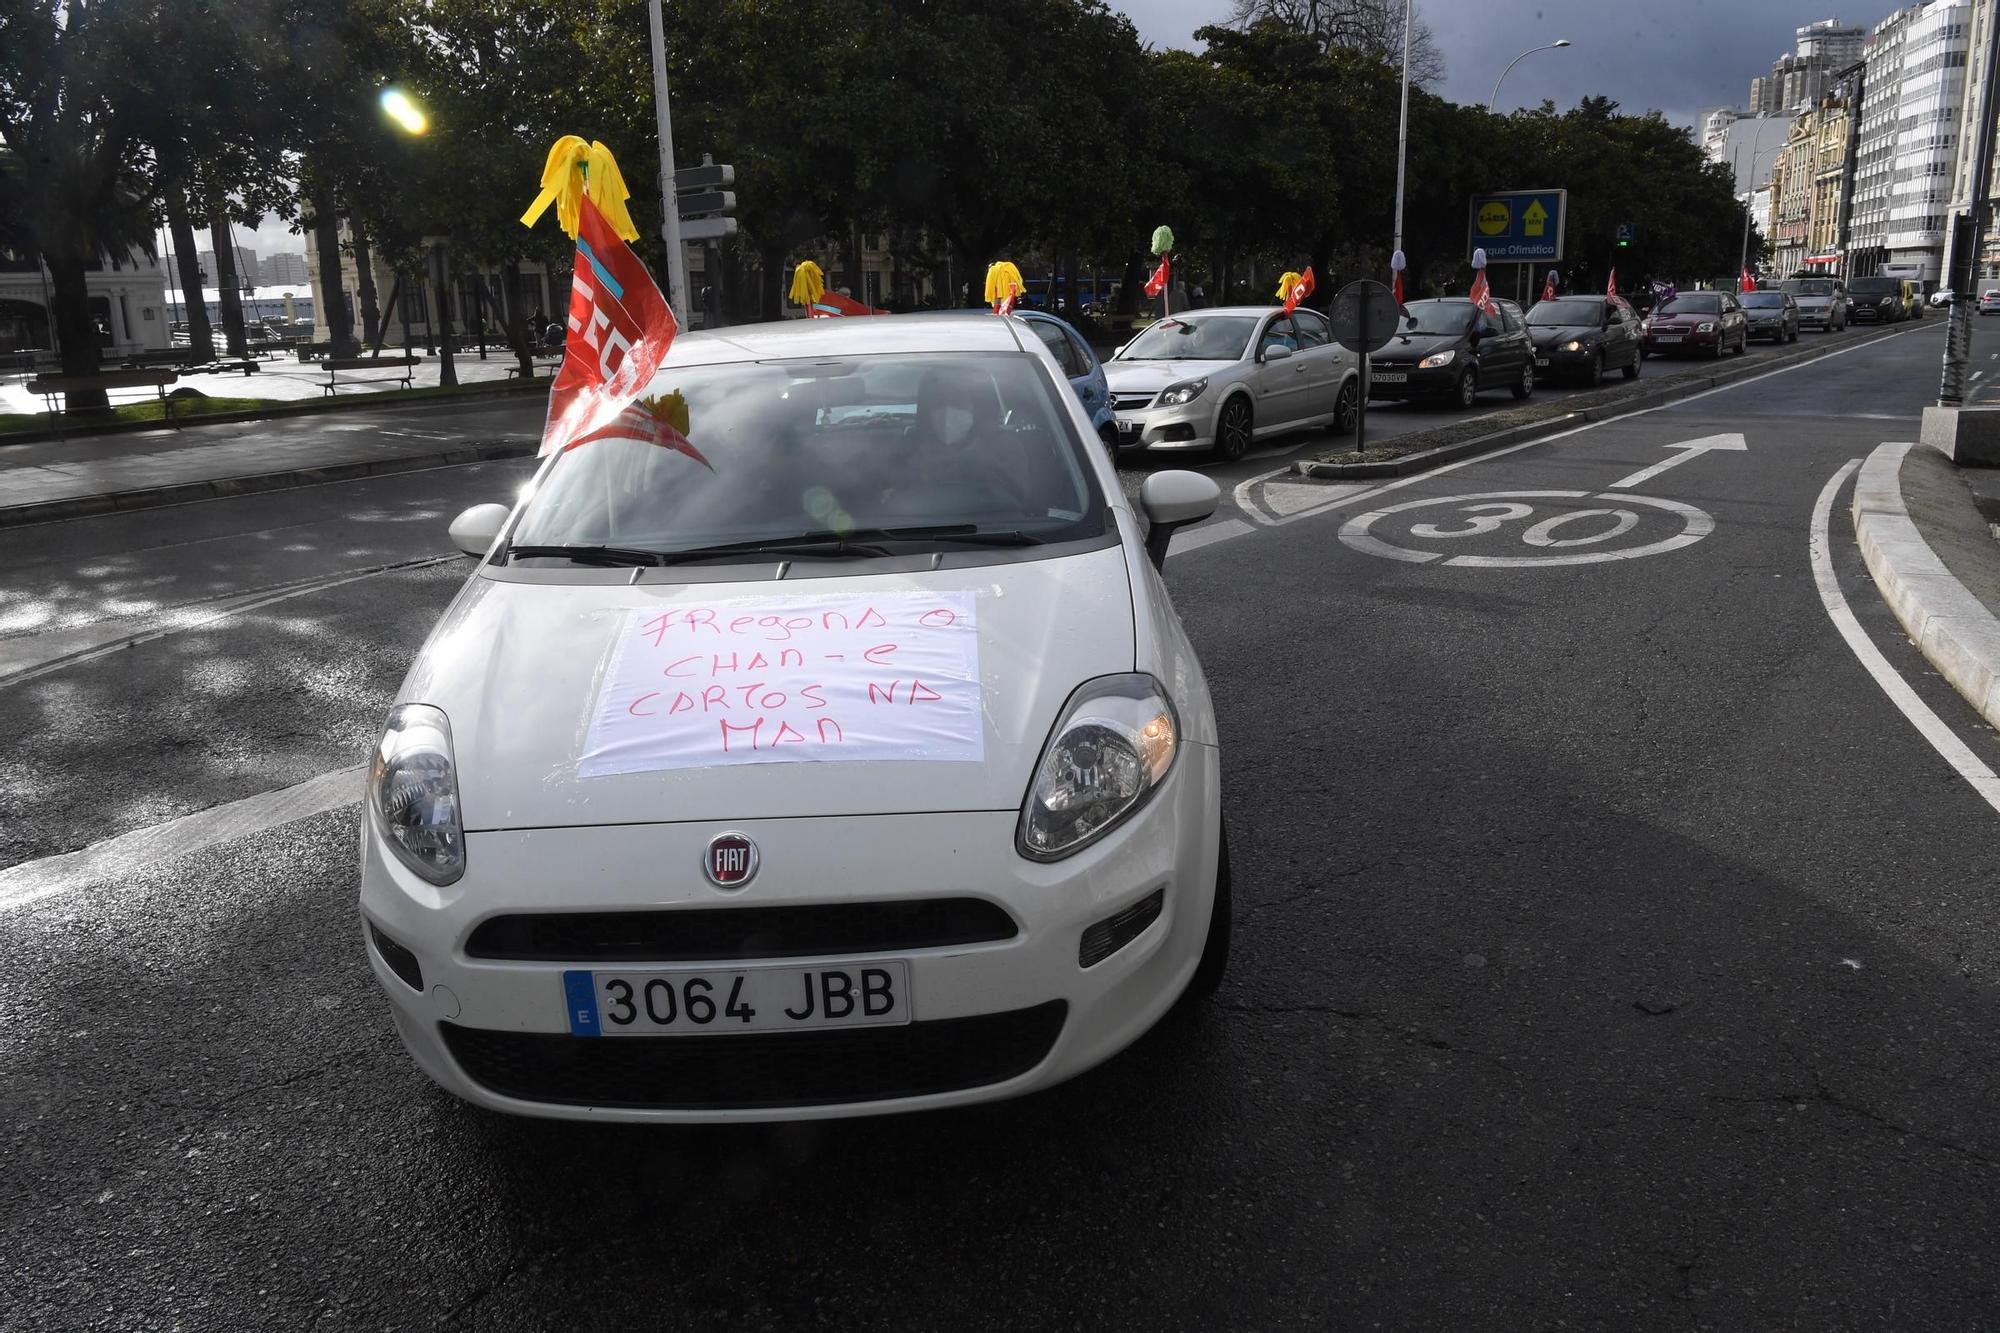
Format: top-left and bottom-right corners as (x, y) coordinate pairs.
(1215, 396), (1253, 461)
(1587, 351), (1604, 387)
(1455, 368), (1478, 409)
(1621, 353), (1640, 380)
(1511, 360), (1534, 400)
(1332, 376), (1358, 433)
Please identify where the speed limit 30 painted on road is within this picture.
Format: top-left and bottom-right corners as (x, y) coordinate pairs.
(1338, 490), (1714, 567)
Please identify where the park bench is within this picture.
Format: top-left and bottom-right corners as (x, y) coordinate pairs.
(321, 355), (419, 395)
(506, 353), (564, 379)
(25, 369), (180, 437)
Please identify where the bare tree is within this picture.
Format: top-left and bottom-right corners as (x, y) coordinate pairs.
(1225, 0), (1446, 86)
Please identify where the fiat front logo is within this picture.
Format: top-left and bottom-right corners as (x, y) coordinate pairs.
(704, 833), (759, 889)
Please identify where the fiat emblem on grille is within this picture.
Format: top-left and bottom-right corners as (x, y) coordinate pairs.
(704, 833), (759, 889)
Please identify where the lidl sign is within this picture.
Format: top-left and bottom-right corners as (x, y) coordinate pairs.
(1466, 189), (1567, 262)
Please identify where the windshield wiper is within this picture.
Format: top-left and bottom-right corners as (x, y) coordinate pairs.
(656, 525), (1044, 564)
(505, 543), (667, 566)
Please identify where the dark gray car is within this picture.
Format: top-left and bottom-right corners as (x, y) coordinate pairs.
(1525, 295), (1642, 385)
(1369, 299), (1535, 409)
(1740, 290), (1799, 343)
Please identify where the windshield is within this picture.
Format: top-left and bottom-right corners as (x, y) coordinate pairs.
(508, 353), (1104, 556)
(1658, 295), (1722, 315)
(1527, 300), (1604, 326)
(1783, 279), (1837, 297)
(1740, 293), (1784, 308)
(1119, 316), (1257, 361)
(1850, 278), (1899, 295)
(1400, 302), (1478, 337)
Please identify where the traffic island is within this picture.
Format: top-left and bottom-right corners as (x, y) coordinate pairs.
(1296, 323), (1913, 480)
(1853, 441), (2000, 731)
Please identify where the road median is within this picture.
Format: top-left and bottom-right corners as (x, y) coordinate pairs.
(1295, 323), (1915, 481)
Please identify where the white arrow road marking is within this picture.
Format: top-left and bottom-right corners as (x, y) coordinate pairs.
(1608, 433), (1748, 489)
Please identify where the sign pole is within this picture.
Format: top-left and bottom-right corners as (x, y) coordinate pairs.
(1354, 282), (1370, 457)
(645, 0), (690, 324)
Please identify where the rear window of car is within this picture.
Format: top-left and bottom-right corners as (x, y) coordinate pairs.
(509, 352), (1106, 556)
(1658, 295), (1722, 314)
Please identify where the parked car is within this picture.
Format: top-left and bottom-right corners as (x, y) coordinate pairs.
(1900, 280), (1926, 319)
(1847, 276), (1907, 324)
(1641, 291), (1749, 359)
(1524, 294), (1642, 385)
(1781, 277), (1849, 332)
(1104, 306), (1359, 460)
(1931, 288), (1957, 307)
(363, 313), (1233, 1122)
(1368, 298), (1535, 407)
(1739, 290), (1800, 343)
(1981, 289), (2000, 315)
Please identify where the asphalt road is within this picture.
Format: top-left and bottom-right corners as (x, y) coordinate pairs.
(6, 318), (1999, 1330)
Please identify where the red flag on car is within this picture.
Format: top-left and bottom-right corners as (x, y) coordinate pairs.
(1606, 268), (1618, 299)
(1283, 267), (1316, 315)
(543, 194), (691, 460)
(1143, 253), (1172, 298)
(1739, 266), (1756, 293)
(1541, 270), (1558, 303)
(1468, 268), (1499, 318)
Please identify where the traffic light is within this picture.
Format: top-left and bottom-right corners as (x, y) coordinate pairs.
(675, 157), (737, 241)
(1615, 222), (1634, 249)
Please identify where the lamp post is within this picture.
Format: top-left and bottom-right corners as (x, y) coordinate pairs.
(1489, 39), (1570, 111)
(1737, 113), (1785, 277)
(1391, 0), (1414, 264)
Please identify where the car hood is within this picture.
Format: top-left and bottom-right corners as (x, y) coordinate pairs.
(1743, 308), (1785, 319)
(401, 547), (1138, 829)
(1648, 312), (1717, 326)
(1528, 325), (1598, 347)
(1372, 333), (1462, 364)
(1103, 359), (1238, 394)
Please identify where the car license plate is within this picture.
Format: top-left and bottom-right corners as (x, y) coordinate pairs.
(1115, 419), (1141, 437)
(563, 961), (911, 1036)
(1654, 333), (1682, 343)
(1534, 357), (1551, 367)
(1373, 370), (1408, 384)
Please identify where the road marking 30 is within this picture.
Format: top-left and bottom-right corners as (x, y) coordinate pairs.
(1338, 490), (1714, 567)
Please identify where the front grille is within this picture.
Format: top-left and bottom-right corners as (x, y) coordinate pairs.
(440, 1001), (1068, 1109)
(464, 899), (1018, 962)
(1079, 888), (1165, 968)
(1112, 393), (1155, 411)
(369, 922), (424, 992)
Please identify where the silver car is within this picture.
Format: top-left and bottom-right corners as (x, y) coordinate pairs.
(1103, 307), (1359, 461)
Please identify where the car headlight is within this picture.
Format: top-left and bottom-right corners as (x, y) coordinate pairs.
(1018, 675), (1179, 861)
(1156, 377), (1207, 406)
(1696, 321), (1716, 333)
(369, 703), (465, 884)
(1417, 350), (1455, 369)
(1561, 339), (1585, 353)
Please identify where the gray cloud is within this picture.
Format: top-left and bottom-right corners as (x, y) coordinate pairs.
(1118, 0), (1909, 127)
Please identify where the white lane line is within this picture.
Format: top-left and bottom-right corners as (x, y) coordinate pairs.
(1169, 517), (1255, 556)
(0, 555), (458, 687)
(0, 766), (365, 911)
(1809, 459), (2000, 817)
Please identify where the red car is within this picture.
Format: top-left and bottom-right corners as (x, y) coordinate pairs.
(1640, 292), (1750, 359)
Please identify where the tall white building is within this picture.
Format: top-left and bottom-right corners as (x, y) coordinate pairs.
(1947, 0), (2000, 280)
(1882, 2), (1972, 280)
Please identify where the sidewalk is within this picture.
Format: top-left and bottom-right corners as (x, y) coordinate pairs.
(0, 391), (546, 527)
(1853, 442), (2000, 730)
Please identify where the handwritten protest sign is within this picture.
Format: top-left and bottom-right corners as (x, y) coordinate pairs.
(579, 593), (982, 777)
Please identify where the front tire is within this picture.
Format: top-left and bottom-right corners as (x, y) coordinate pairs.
(1587, 351), (1604, 387)
(1621, 353), (1640, 380)
(1511, 361), (1534, 400)
(1215, 396), (1253, 461)
(1332, 376), (1358, 433)
(1455, 368), (1478, 409)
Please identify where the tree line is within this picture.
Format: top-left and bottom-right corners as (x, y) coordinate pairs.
(0, 0), (1757, 407)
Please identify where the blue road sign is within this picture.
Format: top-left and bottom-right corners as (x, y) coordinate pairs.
(1467, 189), (1567, 263)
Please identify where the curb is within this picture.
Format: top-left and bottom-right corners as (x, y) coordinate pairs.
(1294, 324), (1911, 480)
(1852, 441), (2000, 730)
(0, 374), (552, 448)
(0, 439), (538, 530)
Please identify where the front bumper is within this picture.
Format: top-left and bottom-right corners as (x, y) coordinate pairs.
(1642, 328), (1720, 355)
(1747, 320), (1787, 339)
(359, 747), (1223, 1122)
(1852, 304), (1897, 323)
(1530, 344), (1600, 376)
(1366, 361), (1459, 399)
(1797, 308), (1836, 328)
(1109, 394), (1217, 451)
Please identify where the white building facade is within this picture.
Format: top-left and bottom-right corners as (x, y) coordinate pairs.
(0, 247), (171, 359)
(1885, 1), (1972, 280)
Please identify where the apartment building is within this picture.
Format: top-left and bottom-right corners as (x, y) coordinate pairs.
(1946, 0), (2000, 279)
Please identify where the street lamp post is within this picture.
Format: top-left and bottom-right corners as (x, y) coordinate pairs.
(1489, 39), (1570, 112)
(1391, 0), (1414, 264)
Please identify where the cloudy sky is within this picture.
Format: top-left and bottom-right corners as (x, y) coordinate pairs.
(1117, 0), (1908, 127)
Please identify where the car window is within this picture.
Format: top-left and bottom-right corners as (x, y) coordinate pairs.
(1291, 310), (1330, 346)
(1659, 295), (1722, 315)
(508, 352), (1105, 555)
(1401, 302), (1478, 336)
(1027, 319), (1086, 378)
(1741, 293), (1784, 308)
(1499, 303), (1524, 334)
(1121, 315), (1256, 361)
(1527, 299), (1603, 326)
(1260, 316), (1300, 354)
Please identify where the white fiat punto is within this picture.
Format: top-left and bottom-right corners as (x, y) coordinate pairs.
(360, 314), (1230, 1121)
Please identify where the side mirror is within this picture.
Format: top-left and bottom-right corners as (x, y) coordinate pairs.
(1262, 343), (1293, 362)
(448, 503), (511, 557)
(1140, 470), (1221, 568)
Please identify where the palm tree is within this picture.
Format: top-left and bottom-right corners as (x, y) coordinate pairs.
(0, 1), (161, 410)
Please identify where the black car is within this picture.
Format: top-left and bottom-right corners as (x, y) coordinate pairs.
(1739, 290), (1799, 342)
(1369, 298), (1535, 409)
(1847, 276), (1905, 324)
(1524, 295), (1642, 385)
